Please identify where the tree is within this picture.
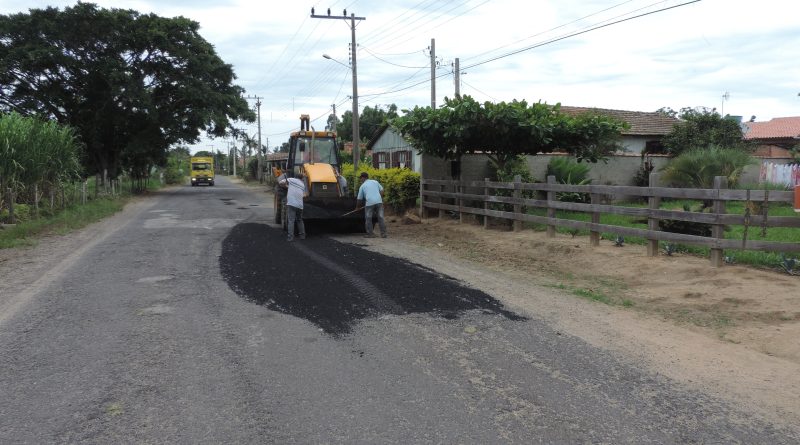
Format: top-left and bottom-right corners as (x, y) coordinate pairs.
(661, 107), (747, 155)
(336, 104), (398, 143)
(325, 112), (339, 131)
(171, 146), (192, 158)
(0, 4), (254, 182)
(391, 95), (626, 173)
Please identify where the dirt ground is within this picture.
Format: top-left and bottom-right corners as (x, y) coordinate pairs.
(357, 210), (800, 428)
(383, 213), (800, 363)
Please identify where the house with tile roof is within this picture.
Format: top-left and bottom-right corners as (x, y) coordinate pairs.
(365, 106), (680, 177)
(742, 116), (800, 158)
(559, 106), (680, 154)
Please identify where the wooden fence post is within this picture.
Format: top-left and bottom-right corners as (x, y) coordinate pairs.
(483, 177), (490, 230)
(513, 174), (522, 232)
(49, 187), (55, 212)
(81, 180), (87, 205)
(589, 192), (600, 246)
(6, 188), (15, 224)
(458, 181), (464, 224)
(546, 175), (556, 237)
(419, 179), (425, 219)
(646, 172), (661, 256)
(710, 176), (728, 267)
(439, 179), (446, 219)
(33, 184), (39, 217)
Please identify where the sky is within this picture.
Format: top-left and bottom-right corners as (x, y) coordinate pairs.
(2, 0), (799, 154)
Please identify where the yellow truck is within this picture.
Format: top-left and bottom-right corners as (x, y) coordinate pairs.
(190, 156), (215, 186)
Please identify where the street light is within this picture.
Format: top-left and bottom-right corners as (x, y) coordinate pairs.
(323, 54), (348, 69)
(322, 51), (360, 184)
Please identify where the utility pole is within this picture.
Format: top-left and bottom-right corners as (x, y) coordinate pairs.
(454, 58), (461, 98)
(246, 95), (264, 182)
(311, 8), (365, 179)
(230, 141), (237, 177)
(430, 38), (436, 108)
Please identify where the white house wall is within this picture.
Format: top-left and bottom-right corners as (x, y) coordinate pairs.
(371, 128), (421, 174)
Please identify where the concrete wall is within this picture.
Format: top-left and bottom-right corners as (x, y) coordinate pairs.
(421, 152), (795, 188)
(526, 154), (670, 185)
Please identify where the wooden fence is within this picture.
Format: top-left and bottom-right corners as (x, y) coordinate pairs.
(420, 174), (800, 267)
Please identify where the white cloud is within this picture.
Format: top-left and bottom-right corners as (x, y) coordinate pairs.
(2, 0), (798, 154)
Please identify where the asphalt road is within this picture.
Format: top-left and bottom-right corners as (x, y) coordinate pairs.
(0, 176), (796, 444)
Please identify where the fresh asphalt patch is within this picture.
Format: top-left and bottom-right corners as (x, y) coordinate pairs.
(220, 222), (525, 336)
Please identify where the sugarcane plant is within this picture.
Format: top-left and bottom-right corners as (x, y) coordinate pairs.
(0, 112), (82, 222)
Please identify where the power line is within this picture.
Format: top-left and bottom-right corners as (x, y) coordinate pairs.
(461, 79), (497, 102)
(358, 0), (700, 102)
(462, 0), (701, 71)
(360, 0), (442, 45)
(367, 1), (476, 51)
(462, 0), (637, 63)
(360, 46), (429, 69)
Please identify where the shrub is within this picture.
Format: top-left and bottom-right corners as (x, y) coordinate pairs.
(246, 158), (259, 179)
(633, 156), (655, 187)
(489, 155), (535, 183)
(0, 203), (32, 223)
(341, 164), (420, 211)
(660, 146), (755, 189)
(546, 156), (592, 203)
(546, 156), (590, 183)
(486, 155), (536, 213)
(163, 153), (188, 184)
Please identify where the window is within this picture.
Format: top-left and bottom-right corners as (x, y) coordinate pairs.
(375, 152), (388, 169)
(192, 163), (211, 171)
(397, 151), (408, 169)
(294, 137), (337, 165)
(391, 150), (411, 169)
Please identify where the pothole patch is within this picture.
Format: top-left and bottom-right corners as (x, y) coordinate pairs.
(137, 304), (174, 315)
(137, 275), (174, 283)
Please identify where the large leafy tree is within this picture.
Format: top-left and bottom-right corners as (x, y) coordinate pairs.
(337, 104), (398, 142)
(391, 95), (626, 172)
(660, 107), (747, 155)
(0, 3), (254, 180)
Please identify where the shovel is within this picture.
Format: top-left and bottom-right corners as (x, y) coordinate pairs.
(339, 206), (364, 218)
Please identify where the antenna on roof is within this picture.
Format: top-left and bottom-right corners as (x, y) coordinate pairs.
(721, 91), (730, 116)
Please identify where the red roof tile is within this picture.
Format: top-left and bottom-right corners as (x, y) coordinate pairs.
(743, 117), (800, 140)
(559, 106), (680, 136)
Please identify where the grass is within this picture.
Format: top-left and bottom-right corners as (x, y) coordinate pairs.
(521, 199), (799, 271)
(0, 173), (172, 249)
(0, 197), (126, 248)
(547, 281), (634, 308)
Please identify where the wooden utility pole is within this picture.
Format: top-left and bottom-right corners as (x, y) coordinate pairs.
(430, 38), (436, 108)
(311, 9), (365, 180)
(246, 95), (264, 182)
(454, 58), (461, 98)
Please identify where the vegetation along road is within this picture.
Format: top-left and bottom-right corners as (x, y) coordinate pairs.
(0, 177), (797, 443)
